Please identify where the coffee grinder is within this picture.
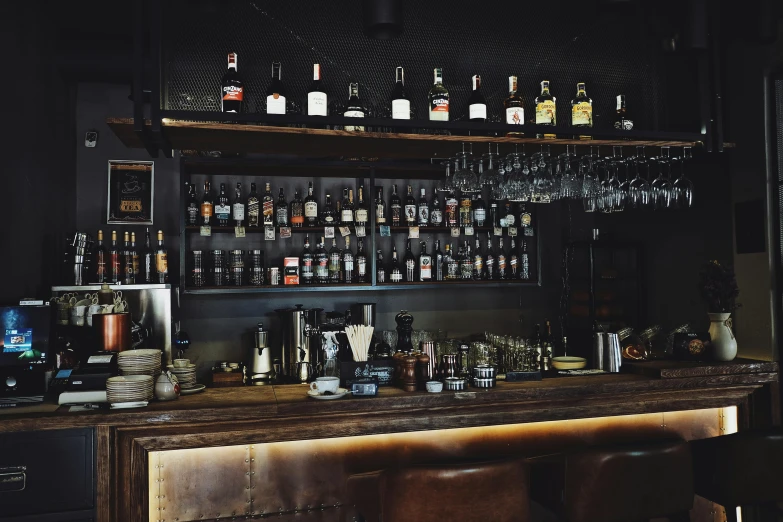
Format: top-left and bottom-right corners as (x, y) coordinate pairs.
(248, 323), (273, 384)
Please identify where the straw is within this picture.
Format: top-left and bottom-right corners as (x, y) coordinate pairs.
(346, 325), (374, 362)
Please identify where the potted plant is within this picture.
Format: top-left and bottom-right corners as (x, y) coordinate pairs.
(698, 260), (740, 361)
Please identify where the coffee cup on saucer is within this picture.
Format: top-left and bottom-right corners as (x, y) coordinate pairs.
(173, 359), (190, 368)
(309, 376), (340, 395)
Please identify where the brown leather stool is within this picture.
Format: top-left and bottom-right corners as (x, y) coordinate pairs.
(376, 459), (530, 522)
(690, 429), (783, 522)
(532, 439), (694, 522)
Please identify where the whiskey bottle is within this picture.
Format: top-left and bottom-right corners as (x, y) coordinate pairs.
(571, 83), (593, 128)
(428, 67), (449, 121)
(95, 230), (107, 283)
(201, 181), (214, 226)
(404, 185), (416, 226)
(376, 249), (386, 283)
(130, 232), (139, 282)
(485, 234), (495, 281)
(142, 228), (154, 284)
(472, 238), (484, 281)
(155, 230), (169, 284)
(247, 183), (260, 227)
(304, 182), (319, 226)
(276, 188), (289, 227)
(185, 182), (199, 226)
(504, 75), (525, 125)
(109, 230), (121, 284)
(307, 64), (328, 116)
(434, 240), (444, 281)
(497, 237), (507, 280)
(232, 183), (245, 227)
(390, 66), (411, 120)
(122, 232), (134, 284)
(390, 184), (402, 226)
(614, 95), (633, 130)
(320, 193), (336, 225)
(390, 245), (403, 283)
(430, 190), (443, 226)
(543, 319), (555, 358)
(445, 185), (458, 227)
(532, 324), (543, 362)
(215, 183), (231, 227)
(519, 203), (533, 234)
(468, 75), (487, 121)
(315, 237), (329, 284)
(535, 81), (556, 126)
(262, 183), (274, 226)
(459, 242), (473, 280)
(473, 193), (486, 226)
(265, 62), (286, 115)
(418, 241), (432, 281)
(418, 188), (429, 226)
(459, 192), (472, 227)
(290, 189), (304, 228)
(509, 238), (519, 279)
(355, 187), (368, 226)
(375, 187), (386, 225)
(404, 240), (416, 282)
(503, 200), (516, 228)
(328, 239), (341, 283)
(356, 238), (367, 283)
(444, 243), (457, 280)
(301, 235), (314, 284)
(520, 238), (530, 280)
(489, 194), (500, 227)
(344, 83), (365, 132)
(341, 189), (354, 225)
(221, 52), (243, 114)
(343, 236), (354, 284)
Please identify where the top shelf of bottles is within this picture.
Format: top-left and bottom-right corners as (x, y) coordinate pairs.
(107, 114), (733, 161)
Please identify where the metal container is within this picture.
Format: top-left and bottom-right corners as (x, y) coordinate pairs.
(92, 312), (131, 352)
(350, 303), (376, 327)
(472, 377), (496, 388)
(276, 305), (322, 382)
(593, 332), (606, 370)
(249, 323), (272, 381)
(473, 365), (497, 379)
(444, 377), (466, 391)
(606, 333), (622, 373)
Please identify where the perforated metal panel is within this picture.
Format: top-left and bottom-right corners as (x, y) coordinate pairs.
(163, 0), (669, 128)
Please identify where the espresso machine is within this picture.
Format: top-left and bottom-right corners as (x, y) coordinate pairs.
(248, 323), (272, 384)
(276, 306), (322, 383)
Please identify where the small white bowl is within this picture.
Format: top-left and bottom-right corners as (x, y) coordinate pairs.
(426, 381), (443, 393)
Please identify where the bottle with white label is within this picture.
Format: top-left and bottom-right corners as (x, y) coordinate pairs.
(504, 75), (524, 125)
(232, 182), (245, 227)
(418, 241), (432, 281)
(428, 68), (449, 121)
(418, 188), (429, 226)
(215, 183), (231, 227)
(307, 64), (328, 116)
(468, 75), (487, 121)
(304, 182), (318, 227)
(390, 66), (411, 120)
(265, 62), (287, 115)
(344, 83), (365, 132)
(355, 187), (369, 226)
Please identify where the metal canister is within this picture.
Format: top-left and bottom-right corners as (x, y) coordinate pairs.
(269, 267), (280, 286)
(249, 250), (264, 286)
(211, 250), (226, 286)
(593, 331), (606, 370)
(229, 249), (245, 286)
(191, 251), (204, 287)
(606, 333), (622, 373)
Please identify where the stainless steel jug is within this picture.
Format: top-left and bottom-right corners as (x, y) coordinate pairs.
(276, 305), (322, 382)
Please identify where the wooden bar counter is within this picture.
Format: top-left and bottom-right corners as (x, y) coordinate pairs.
(0, 359), (779, 522)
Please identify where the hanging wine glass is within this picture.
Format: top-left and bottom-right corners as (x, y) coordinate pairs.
(629, 146), (651, 210)
(479, 144), (504, 189)
(651, 147), (673, 210)
(672, 146), (694, 208)
(532, 158), (555, 203)
(436, 158), (455, 193)
(618, 160), (631, 209)
(453, 143), (480, 193)
(582, 160), (600, 212)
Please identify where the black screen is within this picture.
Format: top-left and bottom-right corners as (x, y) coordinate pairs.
(0, 305), (51, 367)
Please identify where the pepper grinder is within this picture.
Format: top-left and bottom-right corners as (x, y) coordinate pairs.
(402, 354), (418, 392)
(416, 352), (431, 391)
(395, 310), (414, 353)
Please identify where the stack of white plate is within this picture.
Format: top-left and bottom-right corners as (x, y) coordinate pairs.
(168, 364), (197, 390)
(106, 375), (154, 404)
(118, 349), (162, 378)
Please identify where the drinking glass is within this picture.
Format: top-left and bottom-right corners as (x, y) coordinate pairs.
(532, 158), (555, 203)
(651, 147), (673, 210)
(672, 146), (694, 209)
(436, 159), (456, 193)
(505, 156), (529, 202)
(453, 144), (480, 193)
(581, 160), (600, 212)
(628, 146), (651, 210)
(618, 160), (631, 210)
(479, 144), (504, 189)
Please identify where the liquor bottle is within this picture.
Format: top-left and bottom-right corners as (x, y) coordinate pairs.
(375, 187), (386, 225)
(571, 83), (593, 128)
(519, 203), (533, 233)
(290, 189), (304, 228)
(276, 188), (289, 227)
(130, 232), (139, 283)
(376, 249), (386, 283)
(355, 238), (367, 283)
(155, 230), (168, 284)
(185, 182), (199, 226)
(390, 245), (403, 283)
(430, 190), (443, 226)
(532, 324), (543, 362)
(443, 243), (455, 280)
(418, 188), (429, 226)
(504, 201), (516, 228)
(459, 192), (472, 227)
(355, 187), (368, 226)
(614, 95), (633, 130)
(315, 237), (329, 284)
(535, 80), (556, 126)
(504, 75), (525, 125)
(445, 185), (458, 227)
(344, 83), (365, 132)
(265, 62), (286, 115)
(429, 67), (449, 121)
(418, 241), (432, 281)
(404, 185), (416, 226)
(262, 183), (274, 226)
(509, 238), (519, 279)
(301, 235), (314, 285)
(404, 240), (416, 282)
(304, 182), (319, 226)
(201, 181), (214, 226)
(95, 230), (107, 283)
(473, 237), (484, 281)
(459, 242), (473, 280)
(468, 75), (487, 121)
(433, 240), (444, 281)
(328, 239), (341, 283)
(142, 228), (154, 283)
(485, 234), (495, 281)
(390, 184), (402, 226)
(497, 237), (507, 280)
(489, 194), (500, 228)
(247, 183), (260, 227)
(123, 232), (134, 284)
(108, 230), (121, 284)
(221, 52), (243, 113)
(341, 189), (354, 225)
(320, 193), (336, 225)
(473, 193), (486, 226)
(307, 64), (328, 116)
(520, 238), (530, 280)
(543, 319), (554, 358)
(342, 236), (354, 284)
(390, 66), (411, 120)
(215, 183), (231, 227)
(232, 183), (245, 227)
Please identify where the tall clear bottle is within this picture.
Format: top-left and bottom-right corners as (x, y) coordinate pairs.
(390, 245), (403, 283)
(342, 236), (354, 284)
(429, 67), (449, 121)
(520, 238), (530, 280)
(328, 238), (342, 283)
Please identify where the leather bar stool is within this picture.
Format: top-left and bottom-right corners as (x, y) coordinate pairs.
(690, 429), (783, 522)
(377, 459), (530, 522)
(532, 439), (694, 522)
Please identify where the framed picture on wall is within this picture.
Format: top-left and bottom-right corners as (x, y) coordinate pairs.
(107, 160), (154, 224)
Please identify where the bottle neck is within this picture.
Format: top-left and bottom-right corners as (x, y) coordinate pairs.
(313, 64), (321, 81)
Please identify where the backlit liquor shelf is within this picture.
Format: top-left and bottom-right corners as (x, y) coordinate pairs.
(185, 225), (500, 234)
(183, 280), (537, 295)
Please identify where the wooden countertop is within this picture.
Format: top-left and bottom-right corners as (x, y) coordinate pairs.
(0, 359), (777, 436)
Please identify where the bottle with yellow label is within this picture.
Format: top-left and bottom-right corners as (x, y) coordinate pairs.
(534, 81), (557, 126)
(155, 230), (169, 284)
(571, 82), (593, 128)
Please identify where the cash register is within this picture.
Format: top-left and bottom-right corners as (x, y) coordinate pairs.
(0, 305), (52, 408)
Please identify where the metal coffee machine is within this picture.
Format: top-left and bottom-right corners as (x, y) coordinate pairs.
(276, 305), (322, 383)
(248, 323), (272, 384)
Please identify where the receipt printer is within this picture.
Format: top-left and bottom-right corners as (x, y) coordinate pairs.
(69, 352), (118, 391)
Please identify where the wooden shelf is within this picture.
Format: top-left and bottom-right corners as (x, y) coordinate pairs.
(183, 280), (537, 294)
(108, 117), (728, 161)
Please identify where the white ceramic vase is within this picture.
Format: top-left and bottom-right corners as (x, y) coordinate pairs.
(708, 312), (737, 361)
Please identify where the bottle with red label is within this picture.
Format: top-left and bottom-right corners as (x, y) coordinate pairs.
(221, 52), (243, 113)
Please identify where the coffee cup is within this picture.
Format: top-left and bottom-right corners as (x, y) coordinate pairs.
(309, 376), (340, 395)
(173, 359), (190, 368)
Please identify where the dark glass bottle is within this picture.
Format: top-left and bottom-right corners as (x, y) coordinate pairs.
(614, 94), (633, 131)
(390, 66), (411, 120)
(418, 188), (429, 226)
(355, 238), (367, 283)
(185, 182), (199, 226)
(390, 184), (402, 226)
(343, 83), (365, 132)
(342, 236), (354, 284)
(122, 232), (134, 284)
(376, 249), (386, 283)
(433, 240), (444, 281)
(247, 183), (260, 227)
(404, 185), (416, 226)
(265, 62), (287, 115)
(497, 237), (507, 280)
(418, 241), (432, 281)
(315, 237), (329, 284)
(474, 193), (487, 227)
(430, 190), (443, 226)
(155, 230), (169, 284)
(320, 193), (336, 225)
(375, 187), (386, 225)
(215, 183), (231, 227)
(404, 240), (416, 282)
(301, 235), (314, 285)
(328, 238), (342, 283)
(445, 184), (458, 227)
(307, 64), (328, 116)
(304, 182), (319, 226)
(472, 237), (484, 281)
(201, 181), (214, 226)
(130, 232), (139, 283)
(290, 190), (304, 228)
(390, 245), (403, 283)
(276, 188), (289, 227)
(95, 230), (107, 283)
(489, 194), (500, 228)
(341, 189), (354, 225)
(262, 183), (274, 226)
(221, 52), (243, 113)
(485, 234), (495, 280)
(520, 238), (530, 280)
(468, 74), (487, 121)
(142, 228), (154, 283)
(232, 183), (245, 227)
(354, 187), (368, 226)
(509, 238), (519, 279)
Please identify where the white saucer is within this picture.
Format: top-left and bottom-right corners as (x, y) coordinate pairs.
(307, 388), (349, 400)
(109, 401), (149, 409)
(180, 384), (206, 395)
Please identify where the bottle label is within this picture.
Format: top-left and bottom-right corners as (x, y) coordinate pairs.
(156, 253), (168, 274)
(506, 214), (516, 226)
(474, 256), (483, 271)
(392, 99), (411, 120)
(430, 209), (443, 225)
(376, 204), (386, 223)
(187, 205), (199, 224)
(420, 256), (432, 279)
(304, 201), (318, 217)
(357, 258), (366, 276)
(307, 92), (328, 116)
(263, 200), (274, 223)
(460, 261), (472, 279)
(215, 204), (231, 220)
(277, 207), (288, 224)
(429, 96), (449, 121)
(572, 102), (592, 126)
(404, 205), (416, 223)
(223, 85), (243, 101)
(266, 95), (286, 115)
(447, 261), (459, 279)
(355, 209), (368, 223)
(506, 107), (524, 125)
(616, 96), (623, 111)
(324, 215), (334, 223)
(446, 198), (458, 225)
(521, 212), (532, 226)
(291, 214), (304, 225)
(405, 259), (415, 280)
(474, 208), (486, 224)
(247, 199), (259, 226)
(469, 103), (487, 120)
(418, 206), (429, 224)
(344, 260), (354, 273)
(200, 202), (213, 217)
(341, 209), (354, 222)
(232, 204), (245, 221)
(391, 270), (402, 283)
(535, 101), (556, 124)
(344, 110), (365, 132)
(615, 119), (634, 131)
(391, 204), (401, 223)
